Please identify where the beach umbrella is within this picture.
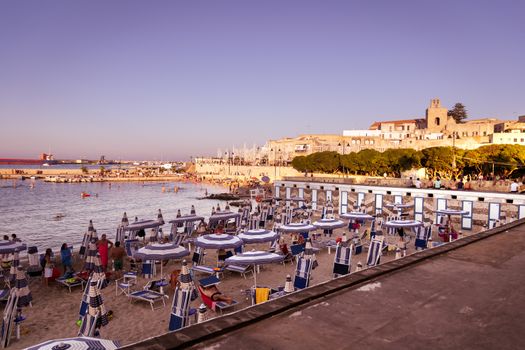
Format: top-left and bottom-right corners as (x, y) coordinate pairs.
(14, 267), (32, 308)
(278, 222), (317, 234)
(78, 281), (109, 337)
(197, 304), (209, 323)
(313, 218), (345, 236)
(225, 251), (284, 287)
(157, 209), (165, 225)
(0, 241), (26, 255)
(134, 243), (190, 277)
(190, 205), (196, 215)
(383, 220), (424, 229)
(116, 213), (129, 244)
(385, 203), (413, 216)
(121, 212), (129, 226)
(303, 238), (317, 260)
(340, 212), (375, 220)
(9, 251), (20, 285)
(168, 261), (195, 331)
(284, 275), (294, 294)
(238, 229), (279, 245)
(194, 234), (243, 250)
(79, 253), (107, 320)
(26, 337), (119, 350)
(434, 209), (469, 216)
(83, 238), (99, 272)
(261, 176), (270, 183)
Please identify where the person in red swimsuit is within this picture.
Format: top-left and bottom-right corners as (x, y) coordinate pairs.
(97, 234), (114, 271)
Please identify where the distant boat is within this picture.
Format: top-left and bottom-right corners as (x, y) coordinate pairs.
(43, 163), (50, 167)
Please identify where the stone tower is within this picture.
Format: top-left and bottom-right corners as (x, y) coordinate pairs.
(425, 98), (449, 132)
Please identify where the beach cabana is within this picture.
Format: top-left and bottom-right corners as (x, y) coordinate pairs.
(26, 337), (119, 350)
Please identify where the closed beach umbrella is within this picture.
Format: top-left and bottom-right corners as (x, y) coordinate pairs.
(157, 209), (165, 225)
(26, 337), (119, 350)
(194, 234), (243, 250)
(284, 274), (294, 294)
(116, 213), (129, 244)
(83, 238), (99, 272)
(168, 260), (195, 331)
(134, 243), (190, 277)
(9, 251), (20, 285)
(15, 266), (32, 307)
(197, 304), (209, 323)
(303, 238), (317, 260)
(80, 220), (96, 259)
(190, 205), (196, 215)
(121, 212), (129, 226)
(225, 251), (284, 287)
(78, 281), (109, 337)
(79, 253), (107, 320)
(238, 229), (279, 245)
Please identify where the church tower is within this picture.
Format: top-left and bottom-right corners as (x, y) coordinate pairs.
(425, 98), (449, 132)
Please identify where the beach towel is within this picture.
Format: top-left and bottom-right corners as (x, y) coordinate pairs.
(255, 288), (270, 304)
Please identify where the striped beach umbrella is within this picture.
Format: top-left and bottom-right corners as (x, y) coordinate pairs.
(383, 220), (423, 229)
(225, 251), (284, 287)
(9, 251), (20, 285)
(26, 337), (119, 350)
(278, 222), (317, 233)
(157, 209), (165, 225)
(14, 267), (32, 307)
(168, 260), (195, 331)
(238, 229), (279, 245)
(340, 212), (375, 220)
(134, 243), (190, 277)
(303, 238), (317, 259)
(0, 241), (26, 255)
(115, 213), (129, 244)
(434, 209), (469, 216)
(313, 218), (345, 235)
(80, 220), (96, 259)
(194, 234), (243, 250)
(121, 212), (129, 226)
(197, 304), (209, 323)
(190, 205), (196, 215)
(78, 281), (109, 337)
(284, 274), (294, 294)
(83, 237), (99, 272)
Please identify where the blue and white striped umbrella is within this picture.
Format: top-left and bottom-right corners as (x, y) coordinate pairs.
(340, 212), (375, 220)
(278, 222), (317, 233)
(80, 220), (96, 259)
(385, 203), (413, 209)
(208, 212), (241, 226)
(15, 266), (32, 307)
(168, 261), (195, 332)
(238, 229), (279, 244)
(169, 215), (205, 225)
(9, 251), (20, 285)
(384, 220), (423, 228)
(79, 281), (109, 337)
(434, 209), (469, 216)
(225, 251), (284, 287)
(83, 238), (99, 272)
(194, 234), (243, 250)
(27, 337), (119, 350)
(134, 243), (190, 261)
(0, 241), (26, 255)
(312, 219), (346, 230)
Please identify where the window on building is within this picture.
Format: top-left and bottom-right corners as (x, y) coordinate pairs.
(435, 118), (440, 126)
(370, 140), (374, 145)
(351, 140), (356, 145)
(521, 138), (524, 142)
(401, 126), (405, 131)
(483, 131), (487, 136)
(514, 138), (518, 142)
(407, 125), (410, 131)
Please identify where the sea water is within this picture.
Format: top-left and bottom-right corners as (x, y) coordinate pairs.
(0, 179), (227, 250)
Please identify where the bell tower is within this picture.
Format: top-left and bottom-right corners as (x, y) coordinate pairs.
(426, 98), (448, 132)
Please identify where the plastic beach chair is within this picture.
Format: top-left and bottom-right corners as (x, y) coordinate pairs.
(366, 236), (384, 267)
(333, 244), (353, 278)
(293, 257), (313, 290)
(414, 225), (432, 250)
(191, 247), (216, 276)
(197, 276), (238, 314)
(128, 289), (167, 311)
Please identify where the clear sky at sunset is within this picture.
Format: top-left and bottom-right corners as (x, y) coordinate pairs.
(0, 0), (523, 160)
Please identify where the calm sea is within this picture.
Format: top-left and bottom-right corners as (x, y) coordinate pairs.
(0, 179), (227, 250)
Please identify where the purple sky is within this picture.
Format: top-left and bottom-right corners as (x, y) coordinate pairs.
(1, 0), (523, 161)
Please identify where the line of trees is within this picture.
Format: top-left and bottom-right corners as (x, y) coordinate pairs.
(291, 144), (525, 179)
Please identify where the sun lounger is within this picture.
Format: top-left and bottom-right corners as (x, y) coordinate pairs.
(56, 275), (85, 293)
(224, 264), (252, 278)
(191, 248), (216, 276)
(197, 276), (238, 314)
(128, 290), (167, 310)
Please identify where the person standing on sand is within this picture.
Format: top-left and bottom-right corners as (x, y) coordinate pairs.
(43, 248), (53, 286)
(97, 234), (113, 272)
(110, 242), (126, 279)
(60, 243), (73, 274)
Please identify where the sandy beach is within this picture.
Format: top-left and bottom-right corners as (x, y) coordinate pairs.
(6, 208), (485, 350)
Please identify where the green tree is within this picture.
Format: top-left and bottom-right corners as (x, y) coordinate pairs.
(291, 156), (309, 173)
(80, 166), (88, 174)
(448, 103), (468, 123)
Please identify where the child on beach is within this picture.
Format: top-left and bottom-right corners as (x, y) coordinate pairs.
(43, 248), (53, 286)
